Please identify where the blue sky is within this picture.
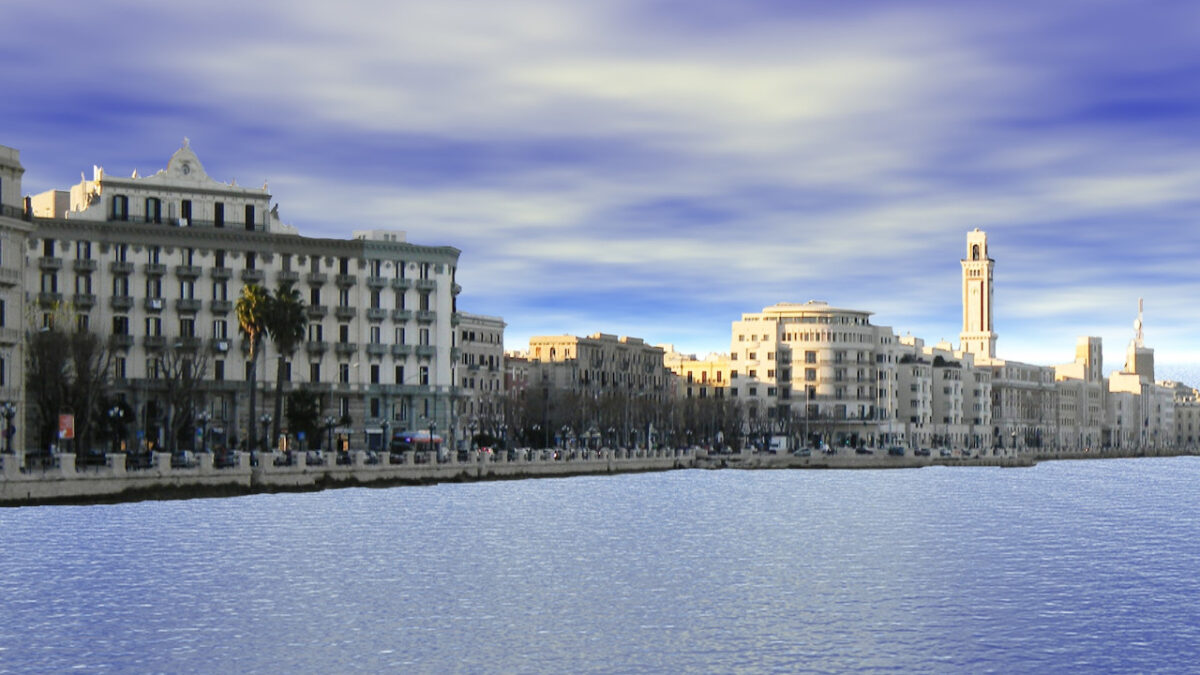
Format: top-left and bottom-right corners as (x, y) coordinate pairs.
(5, 1), (1200, 381)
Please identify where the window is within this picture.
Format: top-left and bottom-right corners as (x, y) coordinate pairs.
(145, 197), (162, 224)
(338, 324), (349, 343)
(181, 200), (192, 224)
(394, 327), (406, 344)
(419, 292), (431, 311)
(76, 241), (92, 259)
(370, 364), (380, 384)
(145, 317), (161, 336)
(245, 204), (255, 231)
(419, 365), (429, 385)
(419, 328), (430, 346)
(246, 252), (256, 270)
(370, 290), (381, 309)
(43, 239), (55, 257)
(179, 318), (195, 337)
(338, 287), (350, 306)
(310, 287), (320, 305)
(395, 365), (405, 384)
(339, 363), (350, 383)
(214, 202), (225, 227)
(394, 291), (406, 310)
(114, 357), (126, 380)
(39, 272), (56, 293)
(805, 351), (817, 364)
(145, 278), (161, 298)
(307, 323), (323, 341)
(310, 362), (321, 382)
(75, 275), (92, 294)
(115, 244), (127, 262)
(179, 280), (195, 299)
(213, 281), (227, 301)
(112, 316), (129, 335)
(214, 360), (224, 381)
(339, 257), (350, 275)
(214, 250), (226, 268)
(111, 195), (129, 221)
(370, 326), (381, 344)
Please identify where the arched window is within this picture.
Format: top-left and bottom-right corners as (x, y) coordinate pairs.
(971, 244), (980, 260)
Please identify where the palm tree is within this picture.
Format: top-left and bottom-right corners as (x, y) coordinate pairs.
(266, 281), (307, 449)
(235, 283), (270, 451)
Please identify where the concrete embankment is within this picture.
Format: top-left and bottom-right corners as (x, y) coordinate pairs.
(3, 446), (1194, 506)
(0, 448), (691, 506)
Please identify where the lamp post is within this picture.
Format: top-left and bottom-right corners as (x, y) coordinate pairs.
(468, 419), (478, 454)
(260, 413), (272, 453)
(380, 418), (390, 453)
(197, 410), (212, 453)
(324, 415), (337, 452)
(2, 402), (16, 454)
(499, 423), (508, 451)
(429, 419), (438, 460)
(107, 405), (125, 454)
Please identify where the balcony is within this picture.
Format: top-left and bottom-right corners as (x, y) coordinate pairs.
(240, 269), (265, 283)
(109, 261), (135, 275)
(37, 257), (62, 271)
(175, 298), (203, 313)
(335, 306), (356, 320)
(108, 334), (134, 350)
(366, 343), (388, 356)
(391, 309), (412, 322)
(335, 274), (357, 287)
(144, 298), (165, 312)
(450, 313), (461, 326)
(210, 300), (232, 314)
(37, 292), (63, 307)
(211, 267), (232, 280)
(415, 310), (436, 323)
(307, 304), (328, 319)
(452, 283), (462, 296)
(391, 344), (413, 357)
(0, 268), (19, 286)
(367, 276), (387, 289)
(72, 259), (98, 273)
(211, 339), (231, 354)
(72, 293), (97, 309)
(305, 341), (329, 354)
(174, 336), (203, 351)
(110, 296), (134, 311)
(143, 336), (166, 350)
(0, 327), (19, 345)
(335, 342), (358, 356)
(391, 278), (412, 290)
(416, 345), (437, 358)
(277, 270), (300, 284)
(366, 308), (388, 321)
(144, 263), (167, 276)
(415, 279), (437, 291)
(306, 272), (327, 285)
(175, 265), (202, 279)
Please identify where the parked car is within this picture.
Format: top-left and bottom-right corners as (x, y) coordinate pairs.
(792, 447), (812, 457)
(939, 448), (953, 457)
(887, 446), (906, 456)
(913, 447), (931, 457)
(855, 447), (874, 455)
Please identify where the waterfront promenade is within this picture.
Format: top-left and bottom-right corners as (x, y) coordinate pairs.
(1, 446), (1191, 506)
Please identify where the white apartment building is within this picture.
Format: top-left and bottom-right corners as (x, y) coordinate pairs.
(0, 146), (30, 453)
(19, 142), (464, 452)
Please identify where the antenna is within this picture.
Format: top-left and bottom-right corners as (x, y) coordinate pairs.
(1133, 297), (1144, 347)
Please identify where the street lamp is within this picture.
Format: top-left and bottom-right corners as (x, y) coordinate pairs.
(1, 402), (16, 454)
(107, 405), (125, 454)
(324, 415), (338, 452)
(260, 413), (272, 453)
(468, 419), (478, 453)
(380, 418), (390, 453)
(197, 410), (212, 453)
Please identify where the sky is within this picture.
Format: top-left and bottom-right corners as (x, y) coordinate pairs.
(4, 1), (1200, 382)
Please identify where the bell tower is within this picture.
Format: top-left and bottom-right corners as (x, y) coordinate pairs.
(960, 228), (997, 359)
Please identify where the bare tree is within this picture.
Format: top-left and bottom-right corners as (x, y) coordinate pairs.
(149, 343), (210, 453)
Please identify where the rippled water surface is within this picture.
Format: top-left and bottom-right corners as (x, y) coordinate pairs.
(3, 458), (1200, 673)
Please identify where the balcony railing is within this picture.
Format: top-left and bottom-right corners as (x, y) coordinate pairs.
(72, 259), (98, 273)
(335, 342), (358, 355)
(366, 343), (388, 356)
(307, 305), (328, 319)
(415, 279), (437, 291)
(240, 269), (265, 283)
(306, 341), (328, 353)
(175, 265), (202, 279)
(416, 345), (437, 358)
(391, 278), (412, 290)
(367, 276), (387, 289)
(334, 306), (356, 320)
(210, 300), (232, 313)
(366, 308), (388, 321)
(335, 274), (357, 287)
(38, 257), (62, 271)
(144, 298), (165, 312)
(144, 263), (167, 276)
(72, 293), (96, 309)
(211, 267), (232, 280)
(211, 339), (231, 353)
(110, 296), (134, 311)
(109, 334), (134, 350)
(175, 299), (203, 312)
(143, 336), (166, 349)
(37, 292), (63, 306)
(391, 344), (413, 357)
(277, 270), (300, 284)
(415, 310), (436, 323)
(306, 273), (327, 285)
(391, 309), (412, 322)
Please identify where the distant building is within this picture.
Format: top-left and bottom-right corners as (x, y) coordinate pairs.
(456, 312), (506, 440)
